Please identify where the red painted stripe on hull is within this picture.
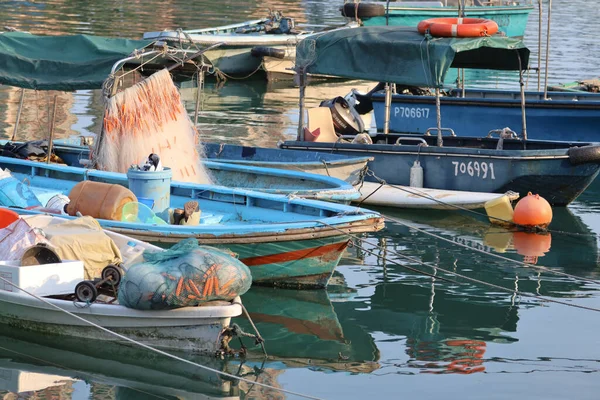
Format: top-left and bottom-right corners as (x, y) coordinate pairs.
(241, 240), (349, 267)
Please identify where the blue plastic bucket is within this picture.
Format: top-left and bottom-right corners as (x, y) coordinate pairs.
(137, 197), (155, 209)
(127, 167), (172, 219)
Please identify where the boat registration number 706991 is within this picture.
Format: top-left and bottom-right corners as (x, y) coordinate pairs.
(452, 161), (496, 179)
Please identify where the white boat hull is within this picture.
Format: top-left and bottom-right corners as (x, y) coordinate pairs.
(355, 182), (517, 209)
(0, 215), (243, 353)
(0, 288), (241, 353)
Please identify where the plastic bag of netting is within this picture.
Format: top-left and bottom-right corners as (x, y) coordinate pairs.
(118, 238), (252, 310)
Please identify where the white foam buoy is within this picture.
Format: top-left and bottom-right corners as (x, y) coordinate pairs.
(410, 160), (423, 187)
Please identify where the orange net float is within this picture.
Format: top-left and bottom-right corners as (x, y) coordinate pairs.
(417, 17), (499, 38)
(513, 192), (553, 229)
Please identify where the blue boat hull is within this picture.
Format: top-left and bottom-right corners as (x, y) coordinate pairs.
(281, 135), (600, 206)
(371, 89), (600, 142)
(356, 5), (534, 38)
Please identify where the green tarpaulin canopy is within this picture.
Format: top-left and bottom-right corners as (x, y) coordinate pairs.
(0, 32), (153, 90)
(295, 26), (530, 88)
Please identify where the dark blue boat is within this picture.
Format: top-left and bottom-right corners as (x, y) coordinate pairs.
(368, 88), (600, 142)
(281, 26), (600, 206)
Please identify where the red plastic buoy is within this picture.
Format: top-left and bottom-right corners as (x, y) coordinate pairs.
(512, 192), (553, 229)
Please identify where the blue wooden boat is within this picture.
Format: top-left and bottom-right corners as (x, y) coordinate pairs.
(367, 88), (600, 142)
(0, 141), (360, 204)
(48, 140), (373, 186)
(0, 156), (384, 288)
(283, 26), (600, 206)
(341, 1), (534, 38)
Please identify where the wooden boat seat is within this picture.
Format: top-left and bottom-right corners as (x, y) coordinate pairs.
(304, 107), (340, 143)
(66, 181), (137, 221)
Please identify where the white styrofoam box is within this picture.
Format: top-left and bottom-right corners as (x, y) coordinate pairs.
(0, 260), (84, 296)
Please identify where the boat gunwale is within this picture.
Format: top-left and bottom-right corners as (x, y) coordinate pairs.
(0, 290), (242, 321)
(280, 141), (585, 159)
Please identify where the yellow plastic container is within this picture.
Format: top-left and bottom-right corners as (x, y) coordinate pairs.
(484, 195), (514, 226)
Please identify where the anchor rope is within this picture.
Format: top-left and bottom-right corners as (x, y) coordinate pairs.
(313, 219), (600, 312)
(0, 276), (323, 400)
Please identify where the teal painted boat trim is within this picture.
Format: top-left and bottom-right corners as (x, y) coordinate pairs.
(360, 5), (534, 38)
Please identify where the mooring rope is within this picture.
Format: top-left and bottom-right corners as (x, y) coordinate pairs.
(0, 276), (323, 400)
(362, 169), (600, 239)
(313, 219), (600, 312)
(383, 214), (600, 286)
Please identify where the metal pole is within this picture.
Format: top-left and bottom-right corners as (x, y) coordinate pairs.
(193, 69), (203, 128)
(517, 52), (528, 143)
(10, 88), (25, 141)
(435, 88), (442, 147)
(543, 0), (552, 100)
(537, 0), (542, 91)
(297, 69), (306, 141)
(383, 83), (391, 134)
(46, 95), (58, 164)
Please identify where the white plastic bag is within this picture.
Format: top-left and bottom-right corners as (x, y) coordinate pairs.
(0, 219), (50, 261)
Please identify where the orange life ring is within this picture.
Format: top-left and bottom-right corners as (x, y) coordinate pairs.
(417, 17), (499, 38)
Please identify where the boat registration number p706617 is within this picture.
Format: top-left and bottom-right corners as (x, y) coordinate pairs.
(394, 106), (430, 119)
(452, 161), (495, 179)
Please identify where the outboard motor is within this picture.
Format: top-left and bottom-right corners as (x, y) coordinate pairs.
(319, 96), (365, 135)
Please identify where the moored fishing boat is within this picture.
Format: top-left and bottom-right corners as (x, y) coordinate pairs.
(26, 140), (519, 209)
(362, 87), (600, 142)
(0, 157), (384, 288)
(142, 11), (358, 80)
(0, 213), (244, 353)
(280, 25), (600, 206)
(340, 0), (534, 38)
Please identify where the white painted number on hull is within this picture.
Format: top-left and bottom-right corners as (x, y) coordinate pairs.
(452, 161), (495, 179)
(394, 107), (430, 118)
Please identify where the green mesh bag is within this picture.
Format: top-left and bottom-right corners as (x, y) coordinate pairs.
(118, 238), (251, 310)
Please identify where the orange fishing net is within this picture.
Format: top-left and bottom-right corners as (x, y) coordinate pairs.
(95, 69), (212, 184)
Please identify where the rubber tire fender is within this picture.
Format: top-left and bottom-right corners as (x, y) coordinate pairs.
(250, 46), (286, 59)
(340, 3), (386, 18)
(568, 145), (600, 165)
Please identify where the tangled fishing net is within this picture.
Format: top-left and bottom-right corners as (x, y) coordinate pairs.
(118, 238), (252, 310)
(94, 69), (212, 184)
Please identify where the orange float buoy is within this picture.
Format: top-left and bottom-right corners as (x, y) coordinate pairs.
(512, 192), (553, 229)
(417, 17), (499, 38)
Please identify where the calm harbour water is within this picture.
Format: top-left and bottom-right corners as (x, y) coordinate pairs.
(1, 0), (600, 399)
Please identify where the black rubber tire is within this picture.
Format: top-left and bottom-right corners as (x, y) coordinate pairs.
(101, 265), (123, 286)
(340, 3), (386, 18)
(251, 46), (286, 59)
(75, 281), (98, 303)
(568, 145), (600, 165)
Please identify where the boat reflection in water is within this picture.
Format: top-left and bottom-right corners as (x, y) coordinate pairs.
(0, 286), (380, 399)
(234, 286), (380, 371)
(337, 204), (599, 375)
(0, 324), (241, 399)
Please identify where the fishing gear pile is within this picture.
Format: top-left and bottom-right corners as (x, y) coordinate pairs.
(94, 69), (212, 184)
